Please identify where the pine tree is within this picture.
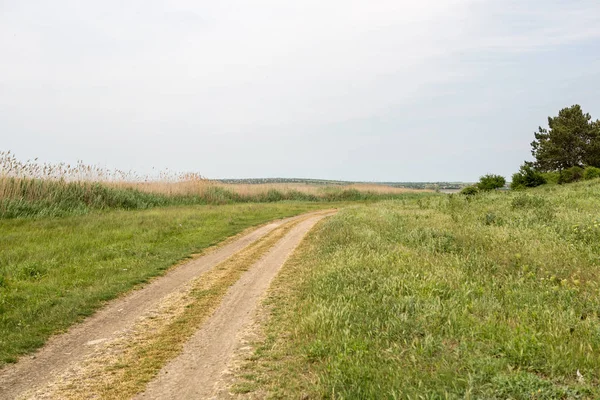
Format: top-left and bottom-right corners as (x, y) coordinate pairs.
(531, 105), (600, 171)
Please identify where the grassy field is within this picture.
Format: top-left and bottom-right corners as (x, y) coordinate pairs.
(236, 179), (600, 399)
(0, 202), (337, 365)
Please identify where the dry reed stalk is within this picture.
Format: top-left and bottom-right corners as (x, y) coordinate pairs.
(0, 151), (426, 205)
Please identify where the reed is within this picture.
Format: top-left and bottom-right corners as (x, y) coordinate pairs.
(0, 151), (427, 218)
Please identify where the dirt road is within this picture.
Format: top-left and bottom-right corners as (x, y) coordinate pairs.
(138, 213), (329, 399)
(0, 210), (333, 399)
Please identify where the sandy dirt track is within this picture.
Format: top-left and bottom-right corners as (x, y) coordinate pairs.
(0, 211), (332, 399)
(137, 213), (330, 399)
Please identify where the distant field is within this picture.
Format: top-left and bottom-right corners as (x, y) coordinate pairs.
(112, 181), (427, 198)
(236, 179), (600, 398)
(216, 182), (425, 196)
(218, 177), (467, 190)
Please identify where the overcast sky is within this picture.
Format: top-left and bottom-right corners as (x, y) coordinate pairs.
(1, 1), (599, 181)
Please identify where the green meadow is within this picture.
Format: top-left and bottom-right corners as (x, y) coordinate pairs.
(237, 179), (600, 399)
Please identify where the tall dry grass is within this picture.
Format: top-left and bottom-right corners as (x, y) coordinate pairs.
(0, 151), (428, 218)
(0, 150), (210, 199)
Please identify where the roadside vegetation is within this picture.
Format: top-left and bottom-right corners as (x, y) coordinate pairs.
(236, 179), (600, 398)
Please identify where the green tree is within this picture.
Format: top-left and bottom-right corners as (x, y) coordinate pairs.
(477, 174), (506, 191)
(511, 163), (546, 189)
(531, 105), (600, 171)
(460, 185), (479, 196)
(586, 119), (600, 167)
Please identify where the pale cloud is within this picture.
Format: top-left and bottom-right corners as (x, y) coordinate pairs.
(1, 1), (599, 181)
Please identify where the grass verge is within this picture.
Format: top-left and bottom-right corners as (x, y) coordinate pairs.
(0, 202), (334, 366)
(234, 180), (600, 399)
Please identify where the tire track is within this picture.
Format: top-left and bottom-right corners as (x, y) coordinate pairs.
(137, 213), (333, 399)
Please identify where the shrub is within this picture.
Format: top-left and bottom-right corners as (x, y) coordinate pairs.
(583, 166), (600, 180)
(460, 186), (479, 196)
(541, 171), (560, 185)
(511, 164), (546, 190)
(558, 166), (584, 184)
(477, 174), (506, 191)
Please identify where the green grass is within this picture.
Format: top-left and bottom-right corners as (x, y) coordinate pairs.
(238, 180), (600, 399)
(0, 202), (338, 366)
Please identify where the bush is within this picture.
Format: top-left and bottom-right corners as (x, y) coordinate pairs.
(460, 186), (479, 196)
(477, 174), (506, 191)
(541, 171), (560, 185)
(511, 164), (546, 190)
(558, 166), (584, 184)
(583, 166), (600, 180)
